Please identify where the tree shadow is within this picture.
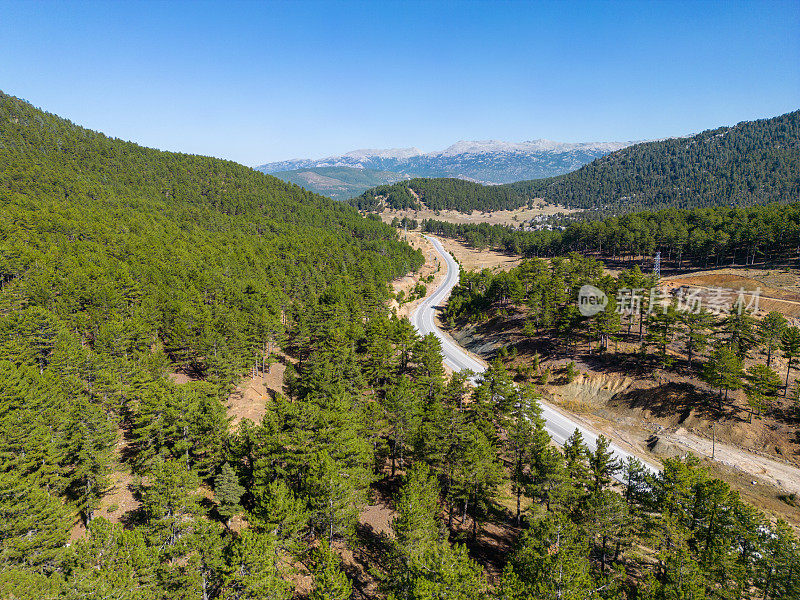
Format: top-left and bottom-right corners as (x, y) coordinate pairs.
(611, 381), (742, 423)
(345, 523), (394, 599)
(449, 504), (520, 580)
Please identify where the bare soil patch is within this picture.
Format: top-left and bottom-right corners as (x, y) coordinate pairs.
(227, 358), (287, 426)
(661, 269), (800, 318)
(72, 422), (140, 540)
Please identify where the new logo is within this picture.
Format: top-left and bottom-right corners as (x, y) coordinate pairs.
(578, 285), (608, 316)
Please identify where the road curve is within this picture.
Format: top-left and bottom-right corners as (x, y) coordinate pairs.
(411, 236), (486, 374)
(411, 235), (660, 476)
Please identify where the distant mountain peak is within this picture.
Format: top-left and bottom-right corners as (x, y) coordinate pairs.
(341, 147), (423, 161)
(256, 136), (638, 194)
(437, 139), (636, 156)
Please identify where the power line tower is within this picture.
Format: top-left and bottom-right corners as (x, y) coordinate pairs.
(653, 251), (661, 278)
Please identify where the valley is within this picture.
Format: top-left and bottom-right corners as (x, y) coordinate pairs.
(4, 2), (799, 598)
(2, 92), (799, 600)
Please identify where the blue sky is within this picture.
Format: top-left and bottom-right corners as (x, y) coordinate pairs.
(1, 0), (798, 165)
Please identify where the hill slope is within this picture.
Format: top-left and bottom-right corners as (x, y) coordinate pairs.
(269, 165), (410, 200)
(355, 111), (800, 215)
(0, 90), (423, 380)
(510, 110), (800, 212)
(0, 90), (422, 568)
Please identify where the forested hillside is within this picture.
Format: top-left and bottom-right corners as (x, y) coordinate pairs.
(424, 201), (800, 269)
(3, 91), (800, 599)
(350, 178), (527, 213)
(510, 110), (800, 212)
(269, 166), (409, 200)
(356, 111), (800, 215)
(439, 255), (800, 599)
(0, 91), (417, 596)
(351, 177), (526, 212)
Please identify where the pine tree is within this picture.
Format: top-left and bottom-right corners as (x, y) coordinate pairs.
(362, 314), (395, 390)
(384, 375), (422, 477)
(721, 307), (757, 360)
(62, 519), (158, 599)
(759, 312), (788, 367)
(589, 295), (621, 352)
(250, 479), (309, 553)
(679, 309), (714, 369)
(757, 519), (800, 600)
(703, 347), (744, 405)
(61, 396), (116, 527)
(781, 326), (800, 396)
(620, 456), (649, 507)
(310, 542), (352, 600)
(223, 529), (293, 600)
(305, 450), (368, 544)
(0, 472), (70, 569)
(389, 540), (487, 600)
(504, 513), (605, 600)
(589, 435), (619, 492)
(392, 463), (441, 563)
(475, 358), (516, 415)
(526, 425), (565, 512)
(647, 304), (679, 366)
(214, 462), (244, 526)
(412, 333), (445, 398)
(503, 384), (544, 525)
(451, 425), (504, 541)
(563, 429), (591, 492)
(744, 364), (781, 421)
(582, 489), (629, 574)
(138, 458), (200, 549)
(391, 317), (418, 375)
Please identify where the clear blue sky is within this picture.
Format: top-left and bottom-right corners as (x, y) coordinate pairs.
(1, 0), (798, 165)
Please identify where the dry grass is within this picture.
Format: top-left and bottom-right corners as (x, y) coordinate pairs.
(662, 269), (800, 318)
(376, 200), (575, 228)
(437, 236), (523, 272)
(388, 232), (447, 319)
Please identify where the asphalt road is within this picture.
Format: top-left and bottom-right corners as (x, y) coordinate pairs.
(411, 235), (660, 476)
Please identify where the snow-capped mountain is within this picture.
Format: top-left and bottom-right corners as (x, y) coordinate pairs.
(257, 139), (635, 187)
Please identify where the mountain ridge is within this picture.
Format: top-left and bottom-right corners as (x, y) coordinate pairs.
(256, 137), (636, 192)
(352, 110), (800, 215)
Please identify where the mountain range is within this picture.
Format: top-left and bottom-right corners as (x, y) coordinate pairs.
(352, 111), (800, 215)
(257, 139), (635, 199)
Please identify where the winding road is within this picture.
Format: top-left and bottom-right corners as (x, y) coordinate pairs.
(411, 235), (660, 476)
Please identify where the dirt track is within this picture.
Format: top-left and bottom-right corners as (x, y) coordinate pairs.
(666, 428), (800, 496)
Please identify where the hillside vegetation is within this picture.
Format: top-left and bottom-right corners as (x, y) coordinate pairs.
(424, 201), (800, 270)
(355, 110), (800, 215)
(3, 91), (800, 599)
(0, 91), (419, 595)
(352, 177), (524, 212)
(269, 166), (408, 200)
